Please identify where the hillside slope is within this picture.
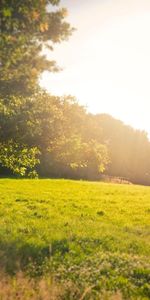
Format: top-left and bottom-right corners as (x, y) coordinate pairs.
(0, 179), (150, 299)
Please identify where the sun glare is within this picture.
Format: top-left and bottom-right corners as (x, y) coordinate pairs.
(40, 0), (150, 136)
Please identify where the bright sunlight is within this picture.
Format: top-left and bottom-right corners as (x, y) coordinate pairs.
(40, 0), (150, 135)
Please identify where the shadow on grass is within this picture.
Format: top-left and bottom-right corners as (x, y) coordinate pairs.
(0, 236), (116, 275)
(0, 238), (70, 275)
(0, 238), (150, 299)
(0, 235), (145, 275)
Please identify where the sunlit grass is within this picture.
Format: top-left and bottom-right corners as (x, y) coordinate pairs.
(0, 179), (150, 299)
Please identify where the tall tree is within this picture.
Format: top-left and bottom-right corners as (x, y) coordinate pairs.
(0, 0), (73, 177)
(0, 0), (73, 96)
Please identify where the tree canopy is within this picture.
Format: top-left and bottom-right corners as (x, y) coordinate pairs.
(0, 0), (73, 96)
(1, 1), (150, 185)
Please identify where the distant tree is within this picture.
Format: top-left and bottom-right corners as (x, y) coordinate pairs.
(43, 135), (109, 179)
(95, 114), (150, 185)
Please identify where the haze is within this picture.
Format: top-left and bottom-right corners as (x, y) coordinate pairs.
(40, 0), (150, 135)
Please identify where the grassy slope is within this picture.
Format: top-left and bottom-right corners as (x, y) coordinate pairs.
(0, 179), (150, 299)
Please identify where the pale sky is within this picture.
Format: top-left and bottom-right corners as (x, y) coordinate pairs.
(40, 0), (150, 135)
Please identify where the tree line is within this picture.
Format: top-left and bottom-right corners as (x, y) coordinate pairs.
(0, 0), (150, 185)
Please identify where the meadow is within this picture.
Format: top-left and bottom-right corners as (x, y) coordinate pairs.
(0, 179), (150, 299)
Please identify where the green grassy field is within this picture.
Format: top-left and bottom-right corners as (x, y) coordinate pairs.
(0, 179), (150, 299)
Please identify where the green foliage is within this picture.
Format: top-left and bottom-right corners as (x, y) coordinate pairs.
(1, 2), (150, 183)
(47, 135), (109, 178)
(0, 0), (73, 96)
(1, 89), (150, 182)
(0, 140), (40, 177)
(0, 92), (109, 178)
(0, 179), (150, 299)
(0, 92), (63, 145)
